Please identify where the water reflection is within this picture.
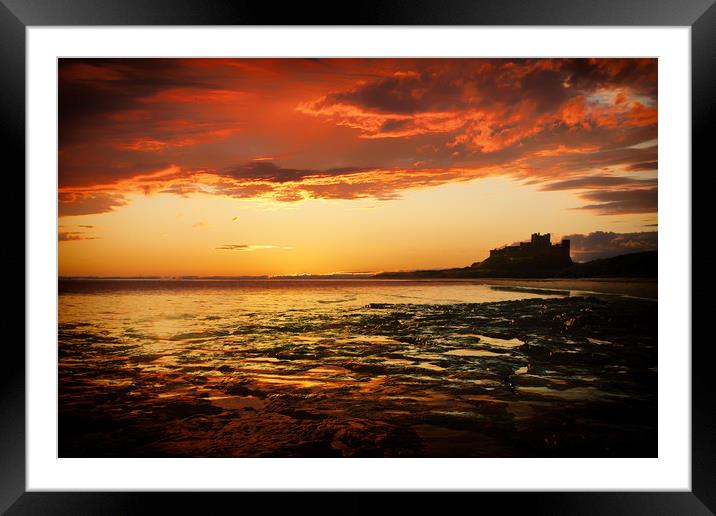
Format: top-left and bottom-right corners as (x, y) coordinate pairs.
(59, 279), (657, 457)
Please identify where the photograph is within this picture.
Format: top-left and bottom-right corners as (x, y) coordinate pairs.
(57, 57), (659, 459)
(2, 0), (710, 507)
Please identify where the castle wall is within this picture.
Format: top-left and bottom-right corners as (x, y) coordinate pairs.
(489, 234), (571, 260)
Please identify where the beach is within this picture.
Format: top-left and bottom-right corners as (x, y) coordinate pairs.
(462, 278), (657, 300)
(59, 279), (657, 457)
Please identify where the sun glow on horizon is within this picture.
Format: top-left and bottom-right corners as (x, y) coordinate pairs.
(58, 177), (654, 277)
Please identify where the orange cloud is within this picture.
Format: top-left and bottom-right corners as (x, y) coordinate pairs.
(59, 58), (658, 217)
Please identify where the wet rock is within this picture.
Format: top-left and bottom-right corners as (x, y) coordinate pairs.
(380, 426), (424, 457)
(222, 381), (265, 397)
(277, 408), (326, 421)
(59, 294), (656, 458)
(159, 401), (223, 420)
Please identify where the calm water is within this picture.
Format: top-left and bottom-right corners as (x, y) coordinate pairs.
(59, 279), (657, 457)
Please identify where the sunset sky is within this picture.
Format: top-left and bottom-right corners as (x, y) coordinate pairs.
(58, 58), (658, 276)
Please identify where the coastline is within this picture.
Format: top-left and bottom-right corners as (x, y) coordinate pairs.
(58, 276), (657, 300)
(465, 278), (657, 300)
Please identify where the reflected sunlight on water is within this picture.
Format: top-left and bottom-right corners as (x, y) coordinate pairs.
(58, 279), (657, 458)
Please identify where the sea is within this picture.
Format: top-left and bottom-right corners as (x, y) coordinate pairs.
(58, 279), (658, 457)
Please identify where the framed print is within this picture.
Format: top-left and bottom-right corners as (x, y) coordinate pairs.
(5, 0), (714, 513)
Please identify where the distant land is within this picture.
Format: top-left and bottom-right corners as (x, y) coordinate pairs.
(59, 233), (657, 281)
(375, 233), (656, 279)
(374, 250), (657, 279)
(374, 233), (658, 279)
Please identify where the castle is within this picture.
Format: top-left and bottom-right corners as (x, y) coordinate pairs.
(489, 233), (571, 260)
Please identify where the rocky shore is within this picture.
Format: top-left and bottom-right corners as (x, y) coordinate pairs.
(59, 295), (657, 458)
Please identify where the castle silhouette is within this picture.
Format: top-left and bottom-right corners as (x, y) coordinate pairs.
(489, 232), (571, 260)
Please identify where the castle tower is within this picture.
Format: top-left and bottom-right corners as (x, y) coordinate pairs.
(531, 232), (551, 248)
(561, 239), (570, 257)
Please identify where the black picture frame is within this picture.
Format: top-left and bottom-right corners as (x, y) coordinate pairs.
(4, 0), (713, 513)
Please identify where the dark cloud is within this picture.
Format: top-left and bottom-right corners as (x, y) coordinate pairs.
(59, 59), (219, 145)
(541, 175), (657, 191)
(215, 244), (289, 251)
(222, 162), (373, 183)
(563, 231), (657, 261)
(574, 188), (658, 215)
(223, 162), (315, 183)
(59, 152), (172, 188)
(523, 144), (658, 176)
(58, 192), (128, 217)
(216, 244), (249, 250)
(325, 71), (465, 115)
(626, 161), (658, 171)
(521, 68), (569, 113)
(379, 118), (414, 132)
(58, 231), (99, 242)
(315, 59), (656, 117)
(563, 58), (658, 96)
